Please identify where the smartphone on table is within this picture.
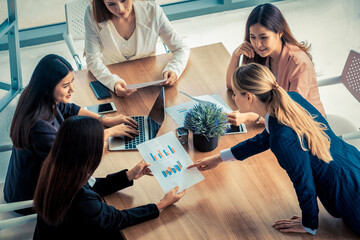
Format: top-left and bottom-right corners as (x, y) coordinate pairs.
(84, 102), (117, 114)
(225, 124), (247, 134)
(90, 81), (111, 99)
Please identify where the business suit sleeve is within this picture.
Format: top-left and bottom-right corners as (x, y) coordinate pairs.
(230, 129), (270, 160)
(84, 6), (124, 91)
(93, 170), (134, 196)
(155, 3), (190, 78)
(271, 129), (319, 230)
(30, 121), (57, 159)
(77, 190), (160, 231)
(57, 102), (81, 119)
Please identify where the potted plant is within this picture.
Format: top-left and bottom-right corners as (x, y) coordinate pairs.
(184, 102), (228, 152)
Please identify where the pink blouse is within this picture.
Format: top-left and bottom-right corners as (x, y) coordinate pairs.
(266, 43), (325, 116)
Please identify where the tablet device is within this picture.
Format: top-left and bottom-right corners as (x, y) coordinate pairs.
(226, 124), (247, 134)
(89, 81), (111, 99)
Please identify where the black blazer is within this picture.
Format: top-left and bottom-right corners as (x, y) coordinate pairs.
(33, 170), (159, 240)
(4, 103), (80, 206)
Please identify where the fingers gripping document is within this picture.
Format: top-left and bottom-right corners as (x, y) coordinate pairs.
(137, 132), (204, 193)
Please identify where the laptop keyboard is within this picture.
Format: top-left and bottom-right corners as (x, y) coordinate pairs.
(125, 116), (146, 149)
(124, 116), (161, 150)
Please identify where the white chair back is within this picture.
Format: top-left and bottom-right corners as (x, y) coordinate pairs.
(341, 50), (360, 102)
(0, 183), (37, 239)
(65, 0), (90, 40)
(318, 50), (360, 144)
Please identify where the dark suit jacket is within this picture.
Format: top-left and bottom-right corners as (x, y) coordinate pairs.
(3, 103), (80, 205)
(33, 170), (160, 240)
(230, 92), (360, 230)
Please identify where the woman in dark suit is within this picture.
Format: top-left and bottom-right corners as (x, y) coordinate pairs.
(33, 116), (185, 239)
(189, 63), (360, 236)
(4, 54), (138, 211)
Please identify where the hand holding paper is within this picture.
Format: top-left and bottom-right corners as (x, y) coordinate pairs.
(126, 160), (153, 181)
(137, 132), (204, 193)
(155, 186), (187, 210)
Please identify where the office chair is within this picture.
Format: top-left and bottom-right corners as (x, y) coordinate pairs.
(63, 0), (90, 71)
(0, 145), (12, 153)
(318, 50), (360, 141)
(0, 143), (36, 238)
(0, 183), (36, 239)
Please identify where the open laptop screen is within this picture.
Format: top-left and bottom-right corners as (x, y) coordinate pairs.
(148, 87), (165, 125)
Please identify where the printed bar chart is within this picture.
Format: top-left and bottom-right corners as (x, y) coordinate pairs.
(137, 131), (204, 193)
(162, 161), (183, 178)
(150, 153), (157, 161)
(177, 108), (188, 113)
(168, 145), (175, 154)
(149, 145), (176, 161)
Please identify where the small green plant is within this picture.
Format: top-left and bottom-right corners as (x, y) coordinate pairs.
(184, 103), (228, 138)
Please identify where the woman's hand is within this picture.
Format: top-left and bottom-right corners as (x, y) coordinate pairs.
(233, 41), (255, 58)
(187, 154), (222, 171)
(114, 80), (136, 97)
(156, 186), (186, 211)
(102, 114), (138, 128)
(227, 111), (262, 126)
(127, 160), (153, 181)
(272, 216), (307, 234)
(162, 71), (178, 86)
(104, 124), (138, 141)
(227, 111), (250, 126)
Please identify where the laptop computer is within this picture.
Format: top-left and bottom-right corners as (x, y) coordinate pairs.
(108, 87), (165, 150)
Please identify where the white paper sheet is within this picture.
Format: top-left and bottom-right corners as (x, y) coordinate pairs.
(165, 101), (198, 127)
(165, 93), (234, 127)
(126, 79), (166, 90)
(137, 132), (204, 193)
(179, 91), (233, 113)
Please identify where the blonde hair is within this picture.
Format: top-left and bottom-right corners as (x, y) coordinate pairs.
(232, 63), (332, 163)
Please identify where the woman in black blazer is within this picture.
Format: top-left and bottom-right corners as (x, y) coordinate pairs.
(33, 116), (185, 239)
(4, 54), (139, 212)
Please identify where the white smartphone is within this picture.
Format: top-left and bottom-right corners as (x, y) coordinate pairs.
(84, 102), (117, 114)
(225, 124), (247, 134)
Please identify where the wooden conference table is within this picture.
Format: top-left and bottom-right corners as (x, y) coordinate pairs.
(72, 43), (357, 239)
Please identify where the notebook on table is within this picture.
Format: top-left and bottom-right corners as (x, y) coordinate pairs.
(108, 87), (165, 151)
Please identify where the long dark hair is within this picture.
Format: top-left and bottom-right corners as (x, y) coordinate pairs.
(243, 3), (312, 65)
(10, 54), (73, 149)
(92, 0), (114, 23)
(34, 116), (104, 225)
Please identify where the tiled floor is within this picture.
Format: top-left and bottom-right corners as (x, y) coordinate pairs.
(1, 0), (360, 182)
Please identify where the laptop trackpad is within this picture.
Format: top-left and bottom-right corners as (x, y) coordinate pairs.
(108, 136), (126, 151)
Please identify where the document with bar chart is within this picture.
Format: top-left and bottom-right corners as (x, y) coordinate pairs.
(137, 131), (204, 193)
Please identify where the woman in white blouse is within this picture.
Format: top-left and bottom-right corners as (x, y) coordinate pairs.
(85, 0), (190, 96)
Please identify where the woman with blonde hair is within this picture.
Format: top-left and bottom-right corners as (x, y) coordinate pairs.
(226, 3), (325, 126)
(190, 63), (360, 236)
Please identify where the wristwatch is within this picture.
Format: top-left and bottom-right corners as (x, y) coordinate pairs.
(99, 114), (105, 123)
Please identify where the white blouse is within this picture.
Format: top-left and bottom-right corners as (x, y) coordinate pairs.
(109, 21), (137, 60)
